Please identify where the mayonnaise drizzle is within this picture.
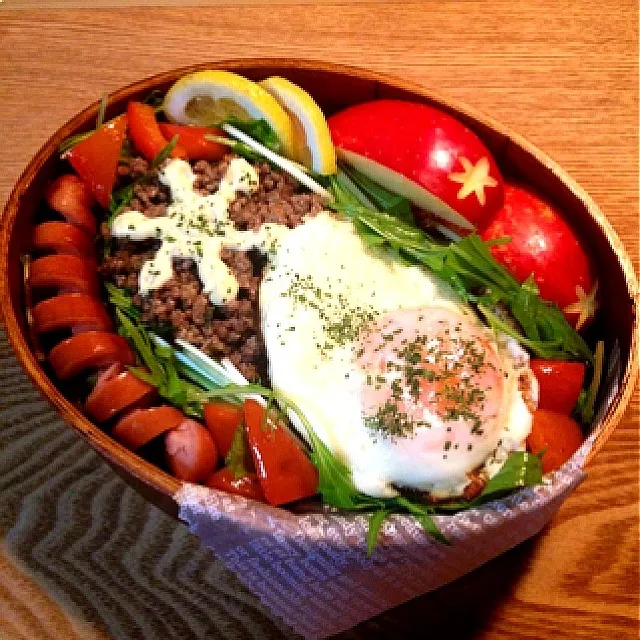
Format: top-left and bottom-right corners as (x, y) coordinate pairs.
(110, 158), (289, 304)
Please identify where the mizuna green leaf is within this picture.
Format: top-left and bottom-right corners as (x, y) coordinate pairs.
(435, 451), (543, 512)
(328, 198), (592, 362)
(367, 510), (390, 555)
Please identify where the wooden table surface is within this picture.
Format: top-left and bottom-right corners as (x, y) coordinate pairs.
(1, 2), (638, 639)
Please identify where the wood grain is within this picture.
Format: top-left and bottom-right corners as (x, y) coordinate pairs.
(0, 2), (638, 639)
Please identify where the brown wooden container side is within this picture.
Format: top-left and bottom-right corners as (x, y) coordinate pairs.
(0, 59), (637, 518)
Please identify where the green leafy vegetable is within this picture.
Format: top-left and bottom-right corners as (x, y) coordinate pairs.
(150, 134), (179, 169)
(59, 132), (92, 155)
(578, 340), (604, 423)
(332, 170), (376, 208)
(435, 451), (543, 512)
(340, 165), (414, 224)
(284, 395), (448, 546)
(367, 509), (390, 554)
(477, 451), (543, 502)
(327, 196), (592, 362)
(116, 309), (165, 383)
(222, 116), (281, 153)
(105, 282), (140, 320)
(102, 297), (544, 551)
(111, 305), (202, 417)
(119, 138), (133, 163)
(107, 182), (136, 222)
(204, 116), (285, 164)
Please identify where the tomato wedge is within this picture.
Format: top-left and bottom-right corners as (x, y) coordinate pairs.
(32, 221), (95, 258)
(32, 293), (113, 334)
(165, 419), (218, 482)
(158, 124), (228, 161)
(85, 366), (156, 423)
(526, 410), (584, 473)
(112, 406), (185, 450)
(530, 360), (586, 415)
(45, 174), (96, 235)
(203, 401), (243, 459)
(29, 254), (99, 297)
(67, 114), (127, 208)
(206, 468), (266, 502)
(127, 102), (186, 163)
(243, 399), (318, 506)
(49, 332), (134, 380)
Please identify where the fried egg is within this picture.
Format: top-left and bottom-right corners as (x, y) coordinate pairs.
(260, 211), (535, 499)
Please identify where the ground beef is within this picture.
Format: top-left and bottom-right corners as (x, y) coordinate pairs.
(192, 155), (324, 230)
(103, 154), (324, 381)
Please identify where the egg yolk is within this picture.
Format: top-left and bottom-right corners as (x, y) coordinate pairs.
(356, 307), (504, 442)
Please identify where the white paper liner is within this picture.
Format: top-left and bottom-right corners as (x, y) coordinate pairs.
(176, 343), (621, 639)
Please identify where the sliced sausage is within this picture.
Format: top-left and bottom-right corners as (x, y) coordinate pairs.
(32, 221), (95, 258)
(45, 174), (96, 235)
(32, 293), (113, 334)
(112, 406), (185, 450)
(86, 366), (156, 423)
(165, 419), (218, 483)
(49, 332), (134, 380)
(29, 254), (100, 297)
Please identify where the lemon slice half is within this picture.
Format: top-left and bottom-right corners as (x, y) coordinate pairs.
(163, 70), (295, 158)
(259, 76), (337, 175)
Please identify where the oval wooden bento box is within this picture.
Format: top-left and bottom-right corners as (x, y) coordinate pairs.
(1, 60), (638, 519)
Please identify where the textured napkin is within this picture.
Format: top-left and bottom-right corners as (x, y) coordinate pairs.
(176, 345), (620, 639)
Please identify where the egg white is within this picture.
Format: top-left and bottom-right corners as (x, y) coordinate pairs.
(261, 211), (534, 499)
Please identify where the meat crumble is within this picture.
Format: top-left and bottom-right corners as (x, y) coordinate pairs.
(101, 154), (324, 381)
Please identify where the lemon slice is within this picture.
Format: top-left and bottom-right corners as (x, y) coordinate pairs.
(259, 76), (337, 175)
(163, 70), (295, 158)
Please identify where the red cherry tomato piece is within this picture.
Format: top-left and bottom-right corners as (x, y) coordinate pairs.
(243, 399), (318, 506)
(32, 221), (95, 258)
(67, 114), (127, 209)
(158, 124), (228, 161)
(530, 359), (586, 415)
(203, 401), (244, 459)
(113, 406), (185, 450)
(32, 293), (113, 335)
(526, 410), (584, 473)
(205, 468), (266, 502)
(85, 366), (156, 423)
(29, 254), (100, 297)
(481, 184), (595, 326)
(49, 332), (134, 380)
(165, 419), (218, 483)
(45, 174), (96, 235)
(127, 102), (187, 163)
